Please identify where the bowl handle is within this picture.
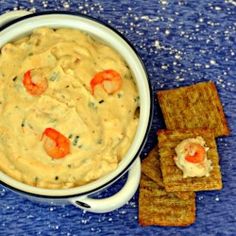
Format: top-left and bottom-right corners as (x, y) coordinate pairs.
(69, 157), (141, 213)
(0, 10), (31, 28)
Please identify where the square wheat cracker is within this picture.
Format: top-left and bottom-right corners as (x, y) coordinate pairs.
(139, 174), (196, 227)
(141, 146), (164, 187)
(157, 81), (230, 137)
(158, 128), (222, 192)
(142, 146), (194, 200)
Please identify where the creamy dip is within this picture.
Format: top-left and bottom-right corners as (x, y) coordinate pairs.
(0, 28), (139, 189)
(174, 136), (212, 178)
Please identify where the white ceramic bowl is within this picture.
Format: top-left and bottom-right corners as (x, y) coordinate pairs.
(0, 11), (152, 213)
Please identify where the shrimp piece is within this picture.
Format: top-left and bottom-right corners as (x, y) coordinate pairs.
(90, 69), (122, 95)
(42, 128), (70, 159)
(22, 70), (48, 96)
(184, 143), (206, 163)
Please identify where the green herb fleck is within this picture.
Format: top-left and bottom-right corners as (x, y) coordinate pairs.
(34, 177), (39, 184)
(88, 101), (97, 110)
(28, 123), (34, 130)
(68, 134), (73, 139)
(134, 106), (140, 119)
(97, 139), (102, 144)
(49, 118), (57, 123)
(134, 96), (140, 103)
(124, 74), (131, 80)
(117, 93), (122, 98)
(21, 120), (25, 128)
(73, 135), (80, 146)
(67, 164), (72, 168)
(50, 72), (60, 81)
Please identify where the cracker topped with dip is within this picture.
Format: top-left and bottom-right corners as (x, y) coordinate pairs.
(158, 128), (222, 192)
(139, 81), (229, 227)
(0, 28), (140, 189)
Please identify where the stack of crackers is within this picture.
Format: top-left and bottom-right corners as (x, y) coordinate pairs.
(139, 81), (230, 226)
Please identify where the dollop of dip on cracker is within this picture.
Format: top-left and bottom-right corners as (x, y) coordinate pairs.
(174, 136), (212, 178)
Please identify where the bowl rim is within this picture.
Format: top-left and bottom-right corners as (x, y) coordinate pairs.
(0, 11), (153, 198)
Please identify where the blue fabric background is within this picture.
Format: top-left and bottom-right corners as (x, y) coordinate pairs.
(0, 0), (236, 235)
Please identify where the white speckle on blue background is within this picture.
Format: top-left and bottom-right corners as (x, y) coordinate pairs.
(175, 54), (181, 60)
(165, 29), (170, 35)
(214, 6), (222, 11)
(160, 0), (168, 5)
(42, 1), (48, 7)
(63, 2), (70, 8)
(176, 75), (185, 81)
(161, 65), (168, 70)
(154, 40), (161, 49)
(119, 210), (127, 215)
(198, 196), (204, 201)
(215, 196), (220, 202)
(210, 59), (217, 65)
(49, 207), (55, 212)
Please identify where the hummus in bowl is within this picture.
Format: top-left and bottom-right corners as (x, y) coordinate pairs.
(0, 12), (152, 201)
(0, 27), (139, 189)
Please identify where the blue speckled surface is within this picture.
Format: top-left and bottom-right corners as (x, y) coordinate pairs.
(1, 0), (236, 235)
